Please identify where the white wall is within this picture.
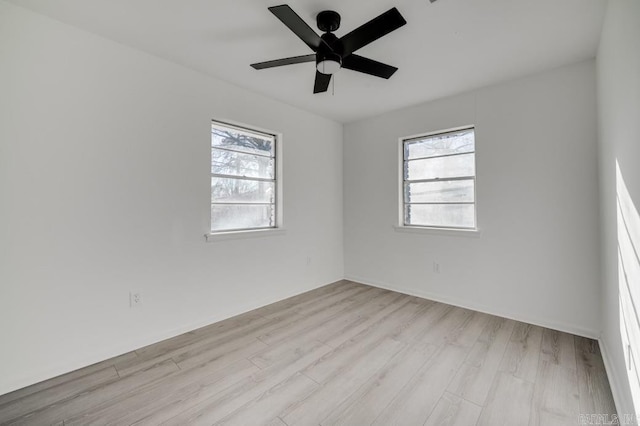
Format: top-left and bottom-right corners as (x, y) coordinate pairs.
(0, 2), (343, 396)
(597, 0), (640, 417)
(344, 60), (601, 338)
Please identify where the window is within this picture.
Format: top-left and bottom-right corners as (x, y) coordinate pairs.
(210, 121), (277, 233)
(401, 127), (476, 230)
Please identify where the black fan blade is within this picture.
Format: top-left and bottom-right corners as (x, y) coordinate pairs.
(342, 54), (398, 79)
(269, 5), (325, 52)
(251, 54), (316, 70)
(340, 8), (406, 56)
(313, 71), (331, 93)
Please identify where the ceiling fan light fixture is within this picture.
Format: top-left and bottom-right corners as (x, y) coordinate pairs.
(316, 51), (342, 75)
(316, 59), (341, 75)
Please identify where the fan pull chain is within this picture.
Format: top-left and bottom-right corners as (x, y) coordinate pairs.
(332, 74), (335, 96)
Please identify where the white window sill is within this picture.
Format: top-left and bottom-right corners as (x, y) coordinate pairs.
(393, 225), (482, 238)
(205, 228), (286, 242)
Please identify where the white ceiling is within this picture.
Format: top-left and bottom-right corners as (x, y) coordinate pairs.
(9, 0), (607, 123)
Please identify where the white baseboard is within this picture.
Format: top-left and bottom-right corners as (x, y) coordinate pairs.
(0, 278), (344, 397)
(598, 337), (633, 417)
(345, 274), (600, 339)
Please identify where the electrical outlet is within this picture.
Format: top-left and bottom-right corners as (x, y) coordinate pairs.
(130, 291), (142, 308)
(433, 262), (440, 274)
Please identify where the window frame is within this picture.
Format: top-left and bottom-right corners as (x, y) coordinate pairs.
(207, 119), (283, 239)
(398, 125), (478, 232)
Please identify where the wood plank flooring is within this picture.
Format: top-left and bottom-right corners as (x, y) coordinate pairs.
(0, 280), (617, 425)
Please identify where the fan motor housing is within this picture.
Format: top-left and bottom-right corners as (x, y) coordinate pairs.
(319, 32), (342, 55)
(317, 10), (341, 32)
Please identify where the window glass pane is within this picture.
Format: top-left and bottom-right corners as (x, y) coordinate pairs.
(212, 148), (274, 179)
(211, 204), (275, 231)
(405, 129), (474, 160)
(212, 124), (274, 157)
(405, 153), (475, 181)
(405, 204), (475, 228)
(405, 179), (474, 203)
(212, 177), (274, 204)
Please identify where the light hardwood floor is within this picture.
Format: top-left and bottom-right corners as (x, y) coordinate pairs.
(0, 281), (616, 425)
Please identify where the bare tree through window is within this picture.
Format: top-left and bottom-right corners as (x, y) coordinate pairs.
(211, 122), (277, 232)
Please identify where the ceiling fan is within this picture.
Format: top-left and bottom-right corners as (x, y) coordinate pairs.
(250, 5), (407, 94)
